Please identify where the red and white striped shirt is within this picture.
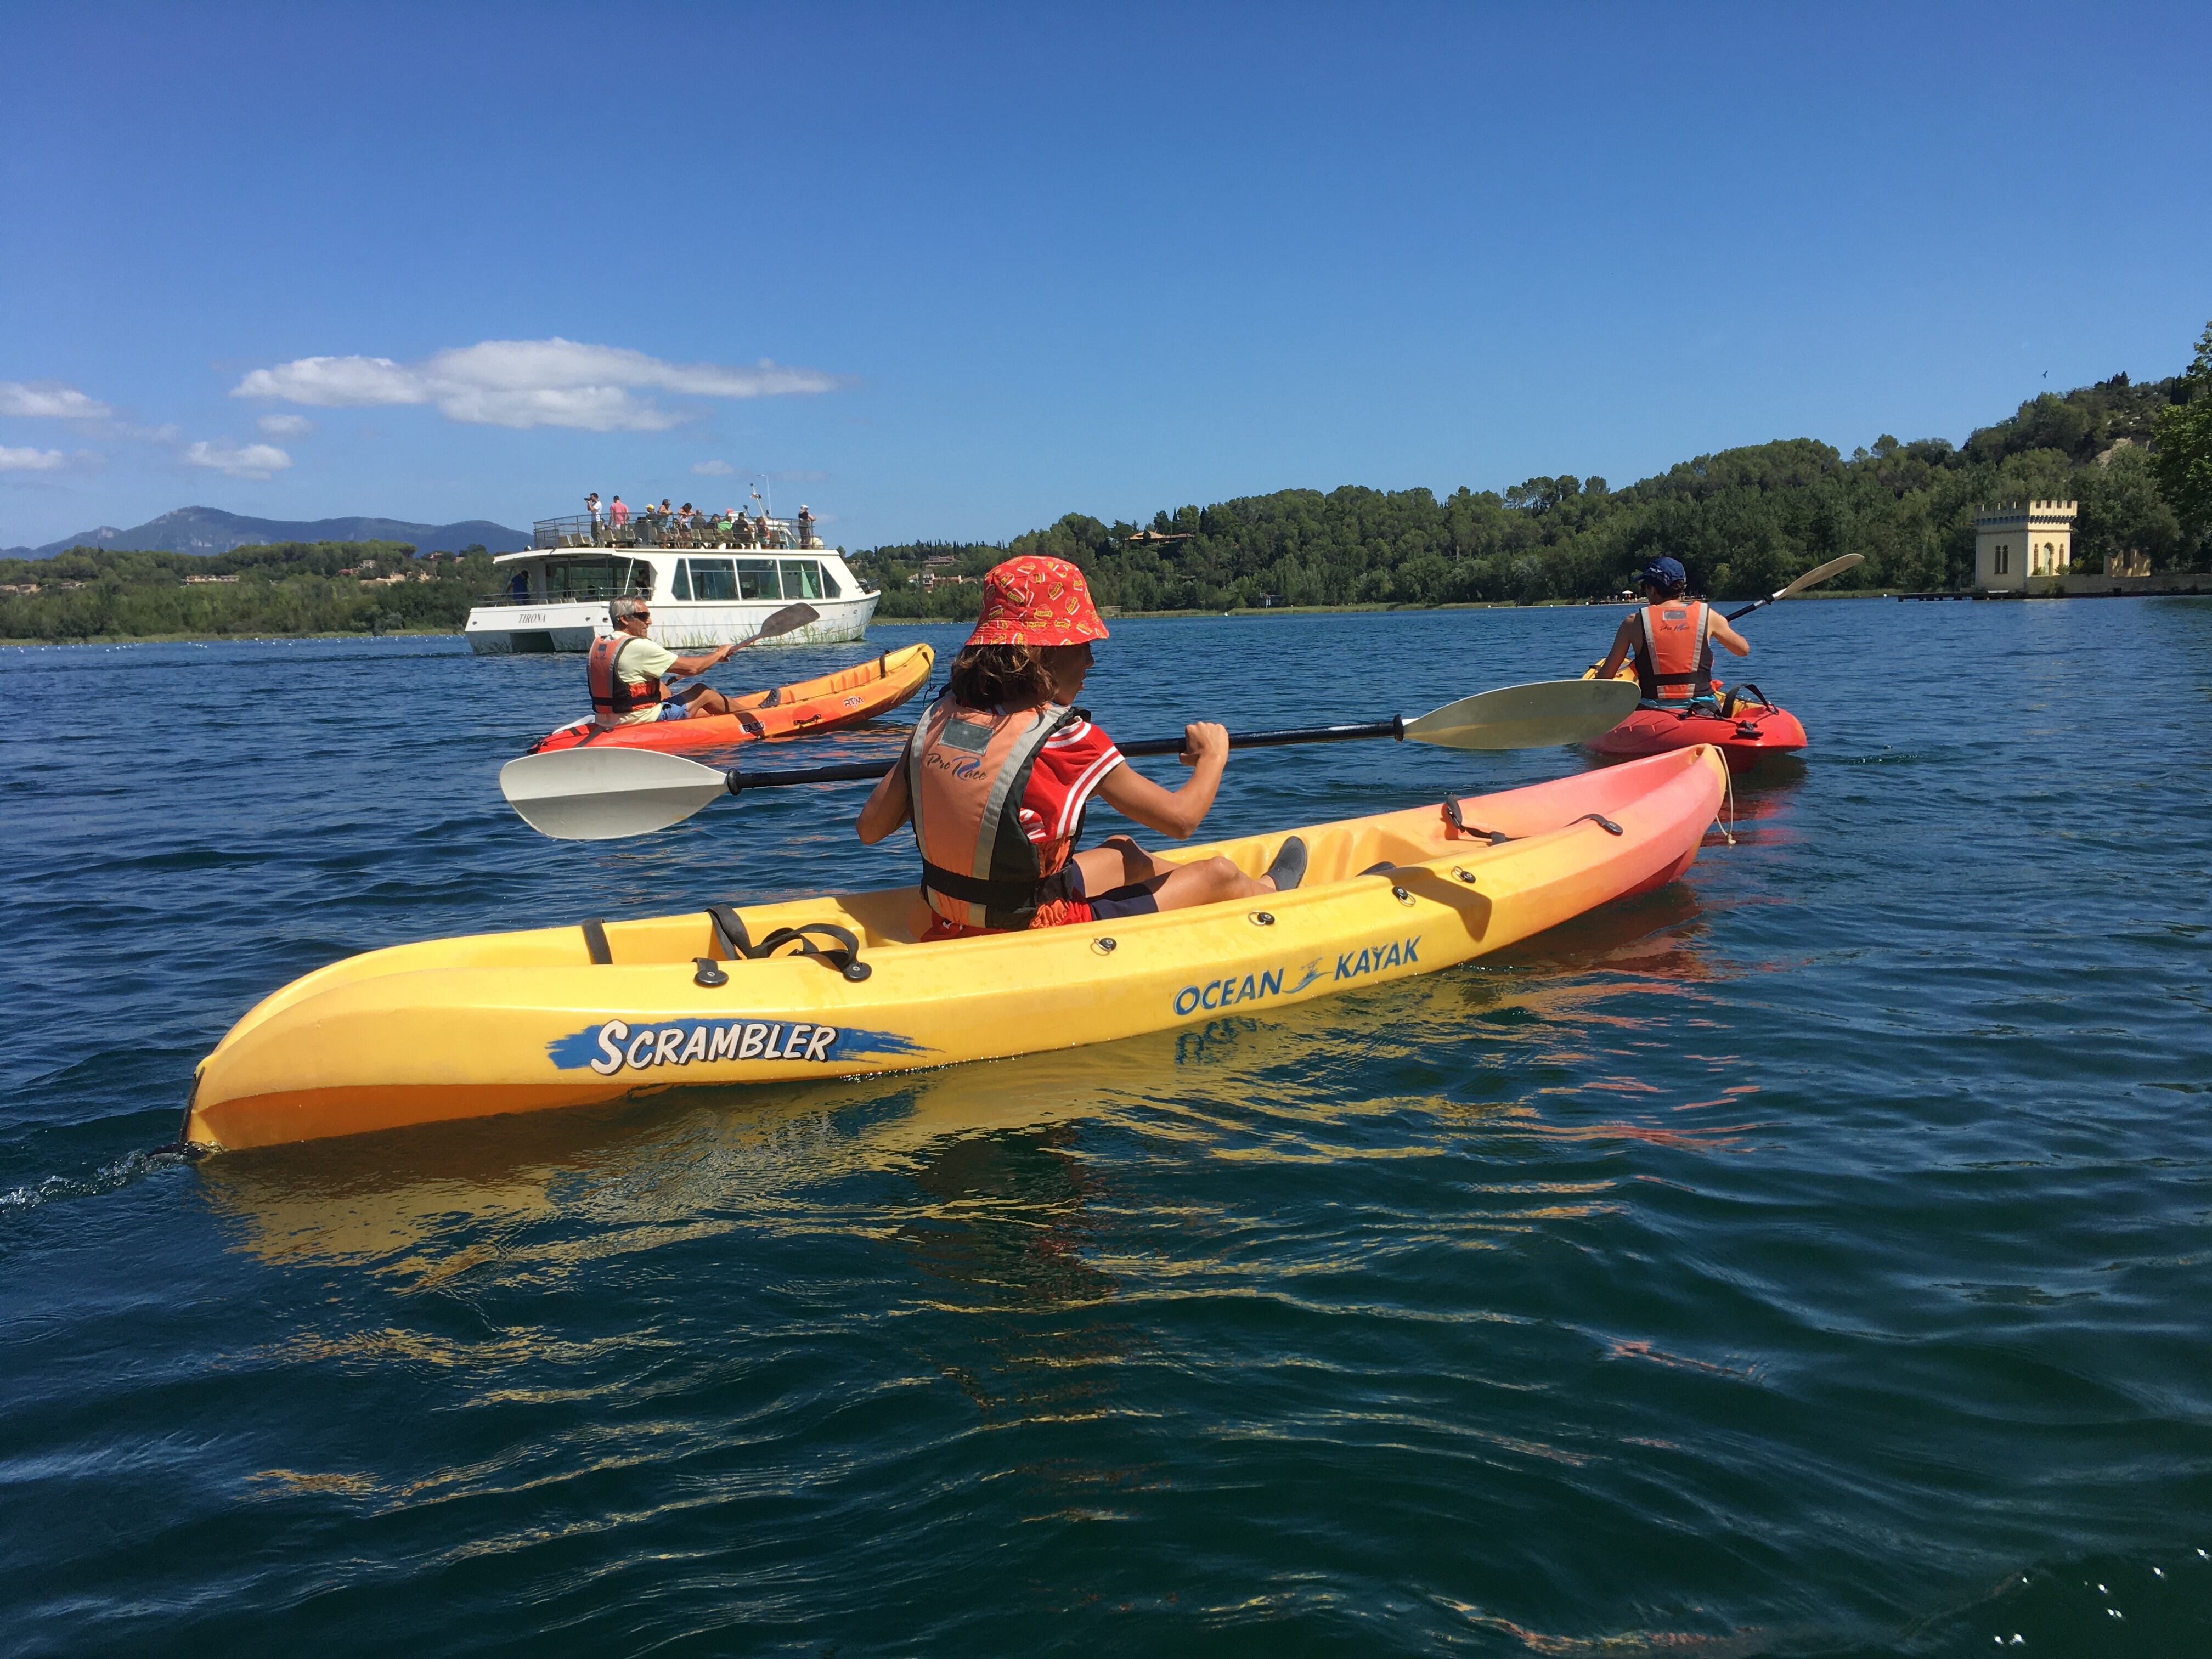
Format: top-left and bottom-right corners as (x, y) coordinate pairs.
(1014, 714), (1123, 859)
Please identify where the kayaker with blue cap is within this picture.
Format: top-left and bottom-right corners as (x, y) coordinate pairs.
(1596, 556), (1748, 709)
(857, 555), (1305, 939)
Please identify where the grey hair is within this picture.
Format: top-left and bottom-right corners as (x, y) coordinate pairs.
(611, 595), (650, 623)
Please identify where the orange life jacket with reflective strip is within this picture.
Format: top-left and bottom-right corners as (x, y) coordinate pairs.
(1633, 600), (1714, 706)
(906, 693), (1082, 932)
(588, 634), (663, 722)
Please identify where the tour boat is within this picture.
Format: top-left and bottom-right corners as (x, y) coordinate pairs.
(465, 511), (879, 654)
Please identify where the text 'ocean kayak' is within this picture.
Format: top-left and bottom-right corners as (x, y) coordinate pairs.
(184, 747), (1727, 1153)
(529, 642), (934, 755)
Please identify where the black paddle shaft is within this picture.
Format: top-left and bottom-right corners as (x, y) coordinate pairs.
(722, 716), (1407, 795)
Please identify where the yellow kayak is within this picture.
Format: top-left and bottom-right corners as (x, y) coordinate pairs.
(183, 747), (1728, 1152)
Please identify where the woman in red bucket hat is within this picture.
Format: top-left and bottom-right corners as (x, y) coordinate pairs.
(857, 555), (1304, 938)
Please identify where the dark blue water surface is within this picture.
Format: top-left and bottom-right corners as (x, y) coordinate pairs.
(4, 600), (2211, 1657)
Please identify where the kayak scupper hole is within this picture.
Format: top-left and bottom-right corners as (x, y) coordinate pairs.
(1392, 886), (1415, 905)
(1250, 911), (1275, 927)
(1092, 937), (1117, 955)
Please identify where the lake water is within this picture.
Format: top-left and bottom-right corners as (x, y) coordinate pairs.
(4, 599), (2210, 1656)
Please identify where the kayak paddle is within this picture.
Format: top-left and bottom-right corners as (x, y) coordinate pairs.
(499, 677), (1641, 842)
(702, 601), (819, 663)
(1724, 552), (1864, 622)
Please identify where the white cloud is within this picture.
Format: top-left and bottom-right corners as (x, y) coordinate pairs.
(230, 336), (841, 432)
(183, 439), (292, 479)
(0, 380), (114, 420)
(257, 413), (317, 437)
(692, 459), (735, 476)
(0, 445), (70, 471)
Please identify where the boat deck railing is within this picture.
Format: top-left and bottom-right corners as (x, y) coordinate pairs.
(533, 512), (824, 552)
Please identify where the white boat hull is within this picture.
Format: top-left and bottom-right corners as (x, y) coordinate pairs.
(465, 591), (880, 654)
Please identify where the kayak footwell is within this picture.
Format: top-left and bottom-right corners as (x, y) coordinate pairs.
(186, 747), (1729, 1152)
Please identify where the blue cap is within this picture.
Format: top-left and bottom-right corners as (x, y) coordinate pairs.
(1639, 556), (1687, 590)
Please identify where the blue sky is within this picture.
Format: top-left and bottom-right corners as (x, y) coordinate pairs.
(4, 1), (2208, 551)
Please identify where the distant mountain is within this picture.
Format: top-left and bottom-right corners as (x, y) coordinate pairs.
(7, 505), (531, 561)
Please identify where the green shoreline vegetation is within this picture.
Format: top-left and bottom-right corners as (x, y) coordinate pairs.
(7, 328), (2208, 645)
(864, 332), (2211, 621)
(0, 540), (504, 645)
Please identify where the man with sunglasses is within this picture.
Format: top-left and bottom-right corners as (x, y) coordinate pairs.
(587, 595), (740, 728)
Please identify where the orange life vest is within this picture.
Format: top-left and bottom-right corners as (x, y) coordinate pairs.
(905, 693), (1082, 932)
(1633, 600), (1715, 706)
(588, 634), (663, 722)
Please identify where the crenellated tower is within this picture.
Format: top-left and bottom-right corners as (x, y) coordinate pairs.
(1973, 499), (2076, 591)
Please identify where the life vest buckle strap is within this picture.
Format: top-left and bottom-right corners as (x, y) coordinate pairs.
(919, 861), (1077, 910)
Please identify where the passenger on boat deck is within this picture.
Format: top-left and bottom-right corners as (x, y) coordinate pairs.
(608, 495), (630, 531)
(856, 555), (1305, 939)
(585, 492), (603, 543)
(593, 595), (738, 726)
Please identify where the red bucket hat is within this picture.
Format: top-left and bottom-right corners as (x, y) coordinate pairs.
(965, 555), (1109, 647)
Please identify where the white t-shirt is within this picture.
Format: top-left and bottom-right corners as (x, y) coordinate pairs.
(602, 636), (680, 726)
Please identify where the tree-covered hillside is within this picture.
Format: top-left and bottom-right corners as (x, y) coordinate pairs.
(861, 352), (2207, 618)
(9, 326), (2209, 640)
(0, 541), (501, 641)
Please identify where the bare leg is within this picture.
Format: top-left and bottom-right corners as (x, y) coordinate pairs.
(1070, 836), (1276, 914)
(682, 686), (735, 716)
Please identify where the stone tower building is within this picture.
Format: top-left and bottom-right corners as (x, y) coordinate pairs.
(1973, 500), (2076, 591)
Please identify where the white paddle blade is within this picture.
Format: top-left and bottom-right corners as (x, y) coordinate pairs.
(748, 601), (820, 643)
(499, 747), (732, 840)
(1404, 678), (1640, 751)
(1778, 551), (1864, 600)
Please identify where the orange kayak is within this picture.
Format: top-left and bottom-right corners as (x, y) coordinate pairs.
(529, 642), (935, 755)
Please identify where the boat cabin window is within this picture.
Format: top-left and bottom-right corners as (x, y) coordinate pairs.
(682, 558), (740, 601)
(538, 557), (648, 602)
(669, 557), (837, 603)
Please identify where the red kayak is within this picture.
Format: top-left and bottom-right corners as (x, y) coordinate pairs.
(1582, 679), (1806, 770)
